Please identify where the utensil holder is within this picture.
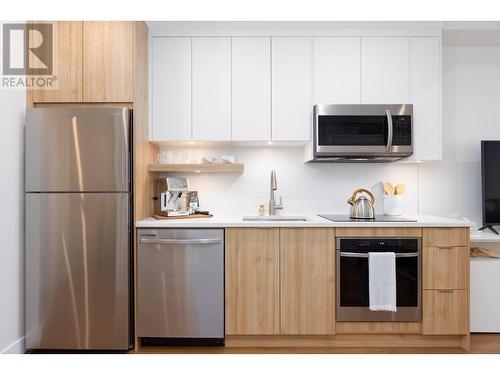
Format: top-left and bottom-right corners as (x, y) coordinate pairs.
(383, 195), (403, 216)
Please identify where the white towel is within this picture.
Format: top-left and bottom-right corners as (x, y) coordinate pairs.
(368, 252), (397, 312)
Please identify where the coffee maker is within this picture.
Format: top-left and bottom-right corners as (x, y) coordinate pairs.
(153, 177), (199, 217)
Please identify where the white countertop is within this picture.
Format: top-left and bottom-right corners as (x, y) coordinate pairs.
(470, 230), (500, 243)
(135, 214), (475, 228)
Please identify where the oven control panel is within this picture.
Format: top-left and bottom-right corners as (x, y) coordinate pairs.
(337, 237), (420, 252)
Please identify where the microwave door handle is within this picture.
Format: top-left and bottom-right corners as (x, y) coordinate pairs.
(385, 109), (393, 151)
(339, 252), (419, 258)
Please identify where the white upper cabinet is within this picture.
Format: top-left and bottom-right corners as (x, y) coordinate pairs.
(232, 37), (271, 141)
(272, 37), (312, 141)
(150, 30), (441, 158)
(313, 37), (361, 105)
(410, 37), (442, 161)
(361, 37), (409, 104)
(192, 37), (232, 141)
(151, 37), (191, 141)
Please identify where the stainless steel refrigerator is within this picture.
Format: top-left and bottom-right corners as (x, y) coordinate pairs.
(25, 107), (132, 350)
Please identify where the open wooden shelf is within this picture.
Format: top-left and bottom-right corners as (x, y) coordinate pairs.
(148, 163), (244, 173)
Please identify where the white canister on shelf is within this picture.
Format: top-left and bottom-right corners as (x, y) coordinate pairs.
(383, 195), (403, 216)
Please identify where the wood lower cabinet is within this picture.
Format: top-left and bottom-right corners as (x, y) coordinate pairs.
(423, 246), (469, 290)
(83, 22), (134, 102)
(423, 228), (469, 247)
(225, 226), (470, 349)
(422, 228), (470, 336)
(422, 290), (469, 335)
(29, 21), (83, 102)
(225, 228), (280, 335)
(280, 228), (335, 334)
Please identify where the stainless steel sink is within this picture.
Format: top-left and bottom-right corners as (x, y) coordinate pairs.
(242, 216), (310, 222)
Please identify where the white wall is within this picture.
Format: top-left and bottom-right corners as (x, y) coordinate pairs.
(0, 42), (26, 353)
(158, 45), (500, 226)
(419, 46), (500, 225)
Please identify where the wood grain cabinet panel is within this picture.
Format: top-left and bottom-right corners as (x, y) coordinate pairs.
(335, 227), (422, 237)
(422, 290), (469, 335)
(423, 246), (469, 290)
(225, 228), (280, 335)
(423, 228), (469, 247)
(30, 21), (83, 102)
(280, 228), (335, 334)
(83, 21), (134, 102)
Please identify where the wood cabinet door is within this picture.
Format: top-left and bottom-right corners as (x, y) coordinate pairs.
(30, 21), (83, 102)
(361, 37), (409, 104)
(410, 36), (442, 161)
(83, 21), (134, 102)
(271, 37), (312, 141)
(313, 37), (361, 105)
(423, 246), (469, 290)
(151, 37), (191, 141)
(280, 228), (335, 334)
(423, 228), (469, 247)
(422, 290), (469, 335)
(231, 37), (271, 141)
(192, 37), (232, 141)
(225, 228), (280, 335)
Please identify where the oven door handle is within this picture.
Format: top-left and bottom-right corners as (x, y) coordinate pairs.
(339, 251), (419, 258)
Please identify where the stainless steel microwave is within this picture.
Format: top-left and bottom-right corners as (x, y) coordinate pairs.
(312, 104), (413, 162)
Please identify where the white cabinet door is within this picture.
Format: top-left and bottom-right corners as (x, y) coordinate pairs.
(232, 37), (271, 141)
(272, 37), (312, 141)
(151, 37), (191, 141)
(410, 37), (442, 161)
(313, 37), (361, 105)
(361, 37), (409, 104)
(192, 37), (231, 141)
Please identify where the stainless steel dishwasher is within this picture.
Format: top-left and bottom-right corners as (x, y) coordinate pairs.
(138, 228), (224, 345)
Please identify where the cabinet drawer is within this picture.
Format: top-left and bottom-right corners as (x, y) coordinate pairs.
(422, 290), (468, 335)
(423, 246), (469, 290)
(423, 228), (469, 247)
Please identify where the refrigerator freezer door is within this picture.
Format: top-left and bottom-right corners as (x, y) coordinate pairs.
(26, 193), (130, 350)
(26, 108), (130, 192)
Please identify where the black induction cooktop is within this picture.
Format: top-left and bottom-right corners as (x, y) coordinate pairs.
(318, 214), (418, 222)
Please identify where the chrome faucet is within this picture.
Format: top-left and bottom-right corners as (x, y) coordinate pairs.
(269, 170), (283, 215)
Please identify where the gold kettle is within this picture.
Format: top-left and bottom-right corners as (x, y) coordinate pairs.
(347, 188), (375, 220)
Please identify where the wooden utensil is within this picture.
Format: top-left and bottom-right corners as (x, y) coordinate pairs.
(383, 182), (394, 195)
(395, 183), (406, 195)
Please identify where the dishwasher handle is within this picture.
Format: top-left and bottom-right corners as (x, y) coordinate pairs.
(140, 238), (222, 245)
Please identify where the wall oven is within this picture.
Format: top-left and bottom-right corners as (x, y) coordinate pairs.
(313, 104), (413, 162)
(336, 237), (421, 322)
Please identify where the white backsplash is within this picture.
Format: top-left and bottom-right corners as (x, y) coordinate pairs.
(158, 144), (419, 217)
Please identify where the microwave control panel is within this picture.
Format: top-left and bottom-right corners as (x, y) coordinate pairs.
(392, 115), (412, 146)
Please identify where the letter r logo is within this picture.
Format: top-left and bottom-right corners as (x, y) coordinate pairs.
(2, 23), (53, 75)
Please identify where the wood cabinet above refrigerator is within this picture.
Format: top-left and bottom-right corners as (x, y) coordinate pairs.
(28, 21), (135, 103)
